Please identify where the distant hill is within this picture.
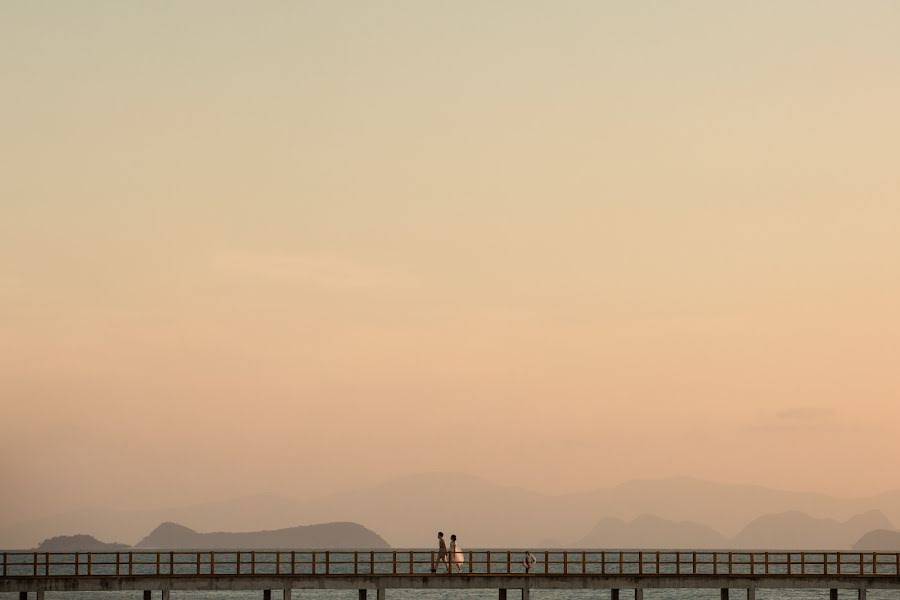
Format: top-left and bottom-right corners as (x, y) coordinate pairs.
(36, 534), (130, 552)
(853, 529), (900, 550)
(575, 515), (727, 548)
(5, 474), (900, 547)
(731, 510), (892, 549)
(135, 521), (390, 549)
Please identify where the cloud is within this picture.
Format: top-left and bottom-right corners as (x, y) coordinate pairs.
(775, 406), (834, 420)
(211, 250), (394, 292)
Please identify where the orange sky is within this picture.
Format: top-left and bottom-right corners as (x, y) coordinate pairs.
(2, 1), (899, 526)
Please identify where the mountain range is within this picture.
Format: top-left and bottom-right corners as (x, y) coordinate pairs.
(577, 510), (892, 549)
(136, 521), (390, 549)
(3, 473), (900, 548)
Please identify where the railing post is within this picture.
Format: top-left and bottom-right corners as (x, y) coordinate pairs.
(728, 552), (732, 575)
(764, 552), (768, 575)
(692, 552), (696, 575)
(237, 552), (241, 576)
(638, 552), (643, 575)
(390, 551), (395, 575)
(800, 552), (805, 575)
(409, 551), (413, 574)
(750, 553), (754, 576)
(195, 552), (200, 575)
(507, 551), (511, 575)
(33, 552), (37, 576)
(353, 551), (357, 575)
(582, 551), (586, 574)
(87, 552), (92, 576)
(487, 551), (492, 574)
(211, 552), (216, 575)
(563, 551), (568, 575)
(657, 552), (660, 575)
(292, 551), (296, 576)
(838, 552), (842, 575)
(469, 550), (473, 574)
(129, 551), (133, 576)
(326, 551), (331, 575)
(601, 551), (605, 575)
(676, 552), (680, 575)
(276, 552), (281, 575)
(369, 551), (373, 575)
(252, 551), (257, 575)
(544, 551), (549, 574)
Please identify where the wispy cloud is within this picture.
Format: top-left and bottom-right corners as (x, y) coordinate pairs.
(775, 406), (834, 420)
(211, 251), (395, 291)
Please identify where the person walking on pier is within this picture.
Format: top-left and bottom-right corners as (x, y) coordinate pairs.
(431, 531), (449, 573)
(449, 534), (465, 572)
(523, 551), (536, 574)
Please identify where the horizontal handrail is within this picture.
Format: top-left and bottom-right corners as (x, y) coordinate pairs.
(1, 550), (899, 578)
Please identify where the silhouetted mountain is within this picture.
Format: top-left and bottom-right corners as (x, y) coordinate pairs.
(135, 521), (390, 549)
(731, 510), (892, 549)
(36, 534), (130, 552)
(853, 529), (900, 550)
(575, 515), (727, 548)
(5, 474), (900, 548)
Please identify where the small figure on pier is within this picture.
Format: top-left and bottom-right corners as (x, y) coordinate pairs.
(431, 531), (448, 573)
(523, 551), (536, 573)
(449, 534), (465, 572)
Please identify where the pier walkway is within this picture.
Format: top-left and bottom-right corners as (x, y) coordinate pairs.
(3, 550), (899, 600)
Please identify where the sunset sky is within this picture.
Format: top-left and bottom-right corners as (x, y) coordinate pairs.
(2, 1), (900, 525)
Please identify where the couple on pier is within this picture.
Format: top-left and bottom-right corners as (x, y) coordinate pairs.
(431, 532), (464, 573)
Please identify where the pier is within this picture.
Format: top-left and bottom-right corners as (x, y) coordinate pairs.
(3, 550), (898, 599)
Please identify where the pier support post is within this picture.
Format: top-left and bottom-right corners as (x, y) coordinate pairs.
(377, 588), (385, 600)
(499, 589), (507, 600)
(859, 589), (867, 600)
(611, 590), (620, 600)
(830, 590), (838, 600)
(284, 586), (291, 600)
(359, 590), (367, 600)
(634, 590), (643, 600)
(264, 590), (272, 600)
(721, 589), (729, 600)
(36, 592), (44, 600)
(144, 591), (151, 600)
(163, 591), (170, 600)
(19, 593), (26, 600)
(521, 588), (530, 600)
(747, 590), (755, 600)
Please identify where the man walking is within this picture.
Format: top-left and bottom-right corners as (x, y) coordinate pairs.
(431, 531), (448, 573)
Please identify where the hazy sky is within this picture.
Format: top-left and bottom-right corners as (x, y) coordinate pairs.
(2, 1), (900, 525)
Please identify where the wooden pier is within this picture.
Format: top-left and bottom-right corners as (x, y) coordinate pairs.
(3, 550), (899, 599)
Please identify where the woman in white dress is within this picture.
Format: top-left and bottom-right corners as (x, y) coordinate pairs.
(448, 534), (465, 572)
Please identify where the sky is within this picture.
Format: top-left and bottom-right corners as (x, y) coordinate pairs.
(2, 1), (900, 526)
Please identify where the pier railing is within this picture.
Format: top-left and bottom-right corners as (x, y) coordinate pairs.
(3, 550), (899, 578)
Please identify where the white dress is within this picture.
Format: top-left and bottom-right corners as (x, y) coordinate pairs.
(449, 541), (465, 565)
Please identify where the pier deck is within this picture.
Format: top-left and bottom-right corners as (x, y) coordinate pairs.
(2, 550), (898, 599)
